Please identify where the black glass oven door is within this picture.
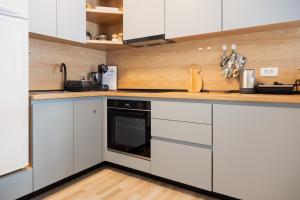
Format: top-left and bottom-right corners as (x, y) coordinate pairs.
(107, 108), (150, 158)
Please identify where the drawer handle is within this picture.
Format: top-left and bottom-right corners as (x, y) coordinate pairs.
(93, 110), (97, 114)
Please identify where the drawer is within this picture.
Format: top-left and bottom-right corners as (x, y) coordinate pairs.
(151, 139), (212, 190)
(152, 119), (212, 145)
(151, 101), (211, 124)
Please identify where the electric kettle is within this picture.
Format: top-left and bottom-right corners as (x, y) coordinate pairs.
(240, 69), (256, 94)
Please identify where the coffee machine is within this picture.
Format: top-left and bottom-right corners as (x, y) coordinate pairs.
(88, 64), (109, 91)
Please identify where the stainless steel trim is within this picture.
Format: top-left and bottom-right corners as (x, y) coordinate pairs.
(107, 107), (151, 112)
(108, 148), (151, 161)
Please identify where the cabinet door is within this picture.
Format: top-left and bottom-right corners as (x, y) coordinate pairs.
(213, 104), (300, 200)
(165, 0), (221, 39)
(57, 0), (86, 43)
(74, 98), (103, 173)
(32, 100), (74, 191)
(223, 0), (300, 30)
(151, 139), (212, 190)
(123, 0), (165, 40)
(29, 0), (56, 37)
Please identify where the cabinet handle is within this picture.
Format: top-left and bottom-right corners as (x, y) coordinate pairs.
(93, 110), (97, 114)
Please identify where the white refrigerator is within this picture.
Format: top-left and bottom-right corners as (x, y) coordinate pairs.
(0, 0), (29, 176)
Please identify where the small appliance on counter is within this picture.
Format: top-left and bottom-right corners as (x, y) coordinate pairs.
(88, 64), (109, 91)
(60, 63), (92, 92)
(257, 80), (300, 94)
(240, 69), (256, 94)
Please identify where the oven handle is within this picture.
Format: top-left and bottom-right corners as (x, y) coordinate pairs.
(107, 107), (151, 112)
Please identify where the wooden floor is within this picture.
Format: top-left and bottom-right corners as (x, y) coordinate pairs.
(32, 167), (218, 200)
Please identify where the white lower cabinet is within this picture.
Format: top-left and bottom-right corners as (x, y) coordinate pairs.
(32, 98), (103, 191)
(74, 98), (103, 173)
(32, 100), (74, 191)
(213, 104), (300, 200)
(151, 139), (212, 190)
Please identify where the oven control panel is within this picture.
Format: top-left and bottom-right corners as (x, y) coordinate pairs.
(108, 99), (151, 110)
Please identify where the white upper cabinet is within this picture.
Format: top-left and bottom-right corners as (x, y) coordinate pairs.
(29, 0), (86, 43)
(29, 0), (56, 37)
(57, 0), (86, 43)
(223, 0), (300, 30)
(123, 0), (165, 40)
(165, 0), (221, 39)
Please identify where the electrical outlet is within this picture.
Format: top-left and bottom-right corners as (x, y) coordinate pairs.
(260, 67), (279, 77)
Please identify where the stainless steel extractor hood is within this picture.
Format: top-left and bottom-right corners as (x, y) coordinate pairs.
(123, 34), (173, 47)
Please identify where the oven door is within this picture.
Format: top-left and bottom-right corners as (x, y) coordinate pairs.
(107, 108), (151, 158)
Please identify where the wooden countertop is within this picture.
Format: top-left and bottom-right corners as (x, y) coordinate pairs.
(29, 90), (300, 104)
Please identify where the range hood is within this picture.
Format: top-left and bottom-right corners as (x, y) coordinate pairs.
(123, 34), (173, 47)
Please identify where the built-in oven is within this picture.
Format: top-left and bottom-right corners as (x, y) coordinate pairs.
(107, 99), (151, 160)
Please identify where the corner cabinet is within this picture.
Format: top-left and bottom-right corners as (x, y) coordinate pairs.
(223, 0), (300, 30)
(32, 98), (103, 191)
(123, 0), (165, 40)
(74, 98), (103, 173)
(29, 0), (86, 43)
(213, 104), (300, 200)
(165, 0), (221, 39)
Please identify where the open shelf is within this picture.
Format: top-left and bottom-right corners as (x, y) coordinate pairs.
(86, 9), (123, 26)
(86, 39), (123, 45)
(86, 39), (128, 51)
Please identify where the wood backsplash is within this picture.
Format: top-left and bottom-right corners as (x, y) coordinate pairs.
(29, 38), (106, 91)
(107, 26), (300, 91)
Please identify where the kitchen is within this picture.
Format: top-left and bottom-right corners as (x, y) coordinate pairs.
(1, 0), (300, 200)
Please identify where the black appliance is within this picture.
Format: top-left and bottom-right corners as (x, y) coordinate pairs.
(60, 63), (92, 92)
(123, 34), (173, 47)
(257, 80), (300, 94)
(107, 99), (151, 159)
(88, 64), (109, 91)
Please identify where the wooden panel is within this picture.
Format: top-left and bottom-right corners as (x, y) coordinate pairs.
(152, 101), (212, 124)
(151, 139), (212, 190)
(86, 9), (123, 26)
(152, 119), (212, 145)
(32, 167), (216, 200)
(107, 24), (300, 91)
(29, 38), (106, 91)
(213, 104), (300, 200)
(87, 0), (123, 10)
(29, 90), (300, 104)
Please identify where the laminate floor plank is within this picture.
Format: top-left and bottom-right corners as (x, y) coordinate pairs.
(32, 167), (218, 200)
